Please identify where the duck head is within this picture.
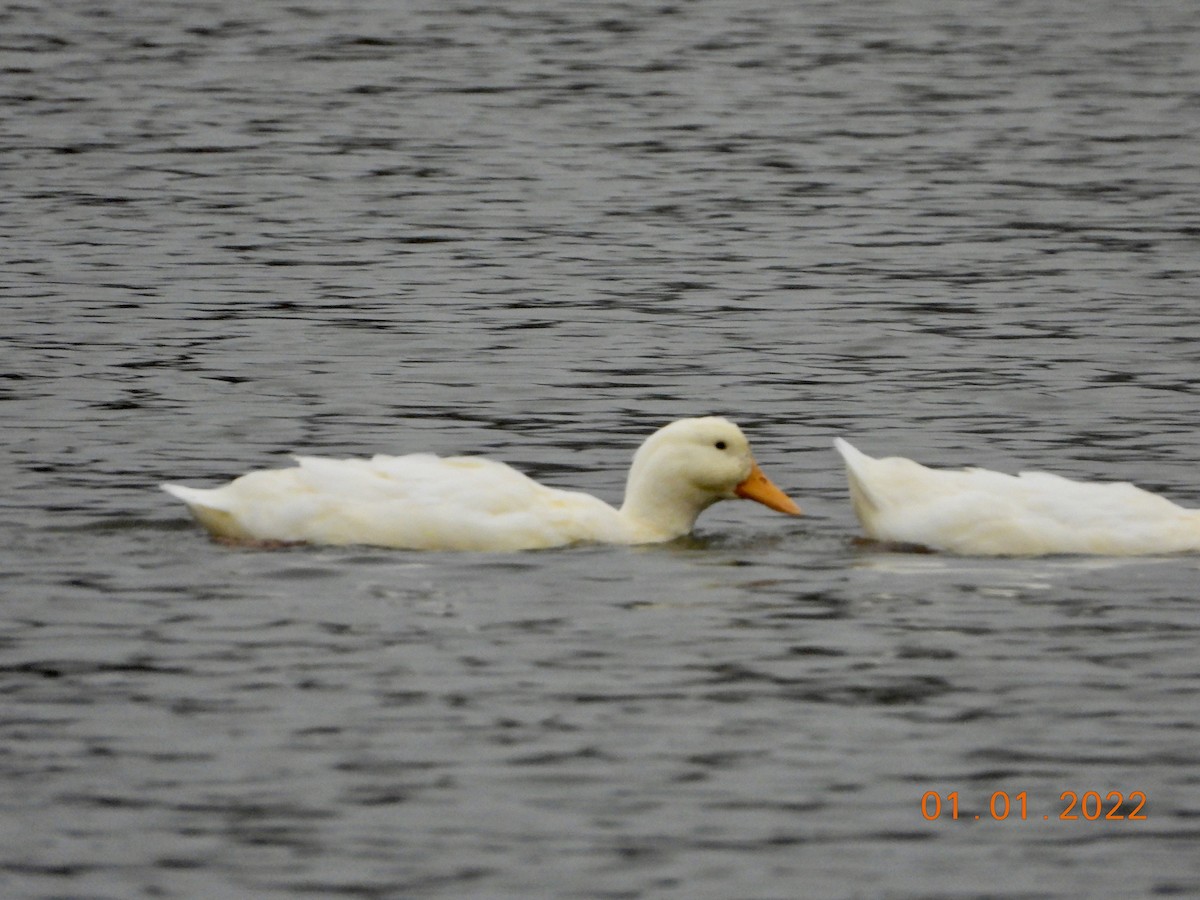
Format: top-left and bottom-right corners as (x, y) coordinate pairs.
(619, 416), (801, 540)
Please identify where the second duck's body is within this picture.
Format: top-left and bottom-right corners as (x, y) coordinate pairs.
(836, 438), (1200, 556)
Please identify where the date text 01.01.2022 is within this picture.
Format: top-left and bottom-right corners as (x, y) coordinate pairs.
(921, 790), (1147, 822)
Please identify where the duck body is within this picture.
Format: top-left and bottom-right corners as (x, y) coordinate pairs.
(164, 454), (628, 552)
(835, 437), (1200, 556)
(163, 417), (800, 551)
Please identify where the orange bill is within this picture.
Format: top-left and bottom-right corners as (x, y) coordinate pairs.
(735, 462), (802, 515)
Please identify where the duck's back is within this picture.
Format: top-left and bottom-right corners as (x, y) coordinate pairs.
(163, 453), (628, 551)
(835, 438), (1200, 556)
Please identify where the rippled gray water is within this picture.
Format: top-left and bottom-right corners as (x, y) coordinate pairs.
(4, 1), (1200, 897)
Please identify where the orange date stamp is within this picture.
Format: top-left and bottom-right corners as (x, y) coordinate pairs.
(921, 790), (1147, 822)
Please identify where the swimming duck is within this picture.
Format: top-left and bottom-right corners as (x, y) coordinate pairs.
(835, 437), (1200, 556)
(163, 417), (801, 551)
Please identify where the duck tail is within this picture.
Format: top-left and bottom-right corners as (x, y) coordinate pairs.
(161, 483), (215, 507)
(161, 483), (248, 539)
(833, 438), (883, 519)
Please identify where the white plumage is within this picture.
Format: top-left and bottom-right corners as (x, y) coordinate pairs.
(835, 437), (1200, 556)
(163, 417), (801, 551)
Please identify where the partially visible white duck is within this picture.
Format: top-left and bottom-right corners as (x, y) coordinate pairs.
(163, 417), (801, 551)
(835, 438), (1200, 556)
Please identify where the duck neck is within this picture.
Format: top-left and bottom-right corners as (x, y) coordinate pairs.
(619, 468), (716, 541)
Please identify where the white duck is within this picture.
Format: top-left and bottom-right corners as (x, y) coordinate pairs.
(835, 437), (1200, 556)
(163, 417), (801, 551)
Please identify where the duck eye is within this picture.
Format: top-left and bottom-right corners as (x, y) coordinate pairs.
(714, 441), (727, 450)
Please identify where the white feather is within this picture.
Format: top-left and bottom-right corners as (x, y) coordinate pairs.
(835, 437), (1200, 556)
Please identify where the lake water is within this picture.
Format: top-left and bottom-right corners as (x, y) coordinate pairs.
(3, 0), (1200, 897)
